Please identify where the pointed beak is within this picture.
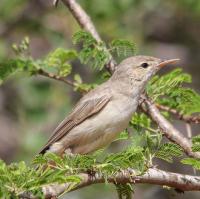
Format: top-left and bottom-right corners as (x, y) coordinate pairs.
(158, 58), (180, 68)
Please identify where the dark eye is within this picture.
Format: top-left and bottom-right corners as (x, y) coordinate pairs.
(141, 63), (149, 68)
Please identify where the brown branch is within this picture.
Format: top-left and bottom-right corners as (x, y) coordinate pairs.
(38, 69), (89, 94)
(20, 168), (200, 198)
(156, 104), (200, 124)
(140, 95), (200, 159)
(62, 0), (101, 42)
(37, 69), (75, 87)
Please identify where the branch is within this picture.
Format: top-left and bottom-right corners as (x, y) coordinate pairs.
(37, 69), (75, 87)
(38, 69), (90, 94)
(140, 95), (200, 159)
(62, 0), (101, 42)
(20, 168), (200, 198)
(156, 104), (200, 124)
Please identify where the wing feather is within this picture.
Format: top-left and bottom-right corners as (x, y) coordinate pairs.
(39, 94), (111, 154)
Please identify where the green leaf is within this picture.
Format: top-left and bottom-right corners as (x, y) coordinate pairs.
(192, 135), (200, 152)
(0, 58), (34, 83)
(115, 130), (129, 141)
(73, 30), (96, 46)
(73, 30), (110, 70)
(131, 113), (151, 130)
(104, 146), (145, 173)
(110, 39), (136, 57)
(44, 48), (77, 76)
(147, 68), (200, 115)
(73, 74), (97, 92)
(181, 158), (200, 170)
(0, 48), (77, 85)
(147, 68), (191, 99)
(155, 143), (183, 163)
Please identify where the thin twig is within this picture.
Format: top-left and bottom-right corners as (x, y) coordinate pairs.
(38, 69), (75, 87)
(61, 0), (101, 41)
(38, 69), (89, 95)
(156, 104), (200, 124)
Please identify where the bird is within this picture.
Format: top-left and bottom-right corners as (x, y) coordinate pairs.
(39, 55), (179, 156)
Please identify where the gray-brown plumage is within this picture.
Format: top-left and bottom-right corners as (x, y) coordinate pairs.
(39, 56), (179, 155)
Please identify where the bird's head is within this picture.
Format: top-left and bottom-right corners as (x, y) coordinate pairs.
(112, 55), (179, 84)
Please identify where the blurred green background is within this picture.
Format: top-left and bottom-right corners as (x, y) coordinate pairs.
(0, 0), (200, 198)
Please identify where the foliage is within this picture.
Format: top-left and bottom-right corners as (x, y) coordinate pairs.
(180, 135), (200, 170)
(181, 158), (200, 170)
(192, 135), (200, 152)
(147, 68), (200, 115)
(155, 143), (183, 163)
(0, 38), (77, 84)
(0, 58), (31, 84)
(110, 39), (136, 58)
(73, 30), (136, 69)
(44, 48), (77, 77)
(0, 158), (81, 199)
(73, 74), (97, 93)
(73, 30), (110, 69)
(130, 113), (183, 164)
(0, 145), (145, 198)
(147, 68), (191, 99)
(103, 146), (146, 174)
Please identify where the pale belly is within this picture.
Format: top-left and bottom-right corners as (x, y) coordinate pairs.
(51, 96), (138, 154)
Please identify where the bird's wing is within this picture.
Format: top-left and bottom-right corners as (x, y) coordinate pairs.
(39, 94), (111, 154)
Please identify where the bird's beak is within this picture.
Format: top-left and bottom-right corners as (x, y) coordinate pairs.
(158, 58), (180, 68)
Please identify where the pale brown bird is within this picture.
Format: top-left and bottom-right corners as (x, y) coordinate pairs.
(39, 56), (179, 155)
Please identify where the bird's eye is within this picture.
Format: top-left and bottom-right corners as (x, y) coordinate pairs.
(141, 63), (149, 68)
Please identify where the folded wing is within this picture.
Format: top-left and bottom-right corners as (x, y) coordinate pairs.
(39, 94), (111, 154)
